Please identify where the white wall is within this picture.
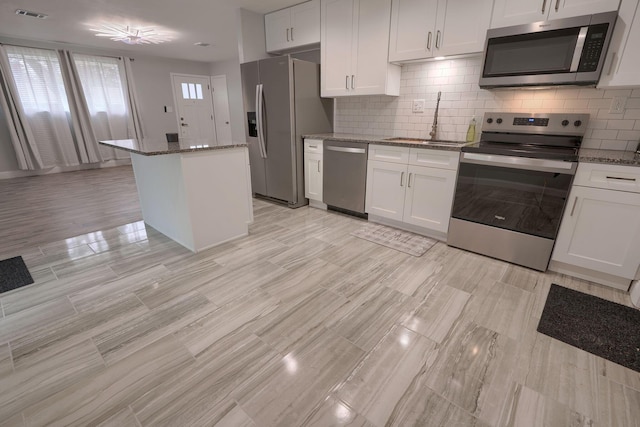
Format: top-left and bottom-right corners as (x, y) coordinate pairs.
(131, 56), (211, 140)
(335, 56), (640, 151)
(209, 59), (246, 143)
(237, 8), (271, 64)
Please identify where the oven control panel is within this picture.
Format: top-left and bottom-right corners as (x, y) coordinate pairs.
(483, 113), (590, 136)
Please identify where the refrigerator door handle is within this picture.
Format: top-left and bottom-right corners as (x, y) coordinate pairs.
(256, 84), (267, 158)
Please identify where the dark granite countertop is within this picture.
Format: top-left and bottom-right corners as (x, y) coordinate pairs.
(578, 149), (640, 167)
(99, 138), (248, 156)
(304, 133), (472, 151)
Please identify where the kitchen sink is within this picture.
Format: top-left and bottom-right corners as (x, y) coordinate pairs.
(384, 137), (462, 146)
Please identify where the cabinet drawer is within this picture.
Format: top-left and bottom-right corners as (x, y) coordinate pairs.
(369, 144), (410, 164)
(304, 139), (323, 154)
(409, 148), (459, 170)
(574, 163), (640, 193)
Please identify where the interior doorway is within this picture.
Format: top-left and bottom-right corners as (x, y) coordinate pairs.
(210, 75), (233, 144)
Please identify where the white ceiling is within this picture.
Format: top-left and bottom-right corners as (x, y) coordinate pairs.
(0, 0), (301, 63)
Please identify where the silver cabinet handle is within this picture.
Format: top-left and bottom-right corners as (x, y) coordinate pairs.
(436, 30), (441, 49)
(542, 0), (547, 13)
(427, 31), (432, 51)
(291, 27), (294, 41)
(309, 145), (318, 149)
(606, 176), (637, 181)
(351, 75), (355, 89)
(346, 75), (349, 90)
(400, 171), (405, 187)
(408, 172), (413, 188)
(318, 160), (321, 173)
(555, 0), (560, 12)
(286, 28), (290, 42)
(570, 196), (578, 216)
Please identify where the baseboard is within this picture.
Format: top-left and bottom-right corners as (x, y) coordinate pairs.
(0, 159), (132, 180)
(548, 260), (632, 291)
(308, 200), (327, 210)
(368, 214), (447, 242)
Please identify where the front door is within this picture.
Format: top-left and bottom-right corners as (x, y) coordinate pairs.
(171, 74), (217, 143)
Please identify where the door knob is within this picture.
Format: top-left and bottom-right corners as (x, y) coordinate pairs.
(181, 123), (189, 127)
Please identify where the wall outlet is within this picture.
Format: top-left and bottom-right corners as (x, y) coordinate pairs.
(412, 99), (425, 113)
(609, 97), (627, 114)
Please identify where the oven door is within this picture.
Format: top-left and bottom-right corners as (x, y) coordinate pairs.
(452, 153), (577, 239)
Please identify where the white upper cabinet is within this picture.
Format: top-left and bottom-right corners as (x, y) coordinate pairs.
(265, 0), (320, 53)
(389, 0), (494, 62)
(598, 0), (640, 87)
(551, 0), (621, 19)
(321, 0), (401, 97)
(491, 0), (620, 28)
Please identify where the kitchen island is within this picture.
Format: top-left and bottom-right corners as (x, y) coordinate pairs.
(99, 138), (253, 253)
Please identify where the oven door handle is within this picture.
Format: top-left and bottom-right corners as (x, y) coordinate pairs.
(461, 152), (577, 174)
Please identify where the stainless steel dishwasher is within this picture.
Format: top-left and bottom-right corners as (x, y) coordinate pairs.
(323, 140), (368, 216)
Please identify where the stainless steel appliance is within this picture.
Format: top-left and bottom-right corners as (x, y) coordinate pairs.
(323, 140), (368, 216)
(241, 57), (333, 207)
(448, 112), (589, 271)
(480, 11), (617, 88)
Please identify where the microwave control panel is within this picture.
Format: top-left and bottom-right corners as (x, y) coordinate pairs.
(578, 23), (609, 72)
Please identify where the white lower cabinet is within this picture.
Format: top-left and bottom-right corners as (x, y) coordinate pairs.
(366, 145), (459, 237)
(304, 139), (324, 206)
(403, 165), (457, 232)
(366, 160), (407, 220)
(551, 162), (640, 289)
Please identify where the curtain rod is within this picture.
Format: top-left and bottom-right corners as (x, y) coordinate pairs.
(0, 43), (134, 61)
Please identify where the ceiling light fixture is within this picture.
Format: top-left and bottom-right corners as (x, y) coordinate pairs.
(89, 23), (172, 45)
(15, 9), (48, 19)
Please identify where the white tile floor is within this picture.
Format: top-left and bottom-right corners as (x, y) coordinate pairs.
(0, 173), (638, 426)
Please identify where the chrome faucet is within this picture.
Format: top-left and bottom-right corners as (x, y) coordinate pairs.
(429, 91), (441, 141)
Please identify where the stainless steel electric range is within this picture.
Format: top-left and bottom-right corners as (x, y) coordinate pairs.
(448, 112), (589, 271)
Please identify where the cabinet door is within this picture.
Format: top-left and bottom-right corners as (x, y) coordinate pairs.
(403, 165), (457, 232)
(352, 0), (394, 94)
(305, 152), (323, 201)
(366, 160), (407, 220)
(265, 8), (292, 52)
(552, 185), (640, 278)
(551, 0), (620, 19)
(291, 0), (321, 48)
(436, 0), (494, 57)
(321, 0), (354, 96)
(597, 0), (639, 88)
(389, 0), (437, 62)
(491, 0), (549, 28)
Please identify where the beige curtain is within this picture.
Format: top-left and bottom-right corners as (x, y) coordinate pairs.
(58, 49), (103, 163)
(0, 45), (43, 170)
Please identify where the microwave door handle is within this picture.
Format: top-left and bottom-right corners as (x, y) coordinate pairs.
(570, 27), (589, 72)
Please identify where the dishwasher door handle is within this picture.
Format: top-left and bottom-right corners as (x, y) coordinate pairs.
(325, 146), (366, 154)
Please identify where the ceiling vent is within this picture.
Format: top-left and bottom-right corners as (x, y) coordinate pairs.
(15, 9), (48, 19)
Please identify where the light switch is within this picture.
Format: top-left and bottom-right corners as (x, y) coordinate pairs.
(164, 106), (174, 113)
(412, 99), (425, 113)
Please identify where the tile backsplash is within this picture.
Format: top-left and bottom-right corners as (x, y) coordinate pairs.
(334, 55), (640, 151)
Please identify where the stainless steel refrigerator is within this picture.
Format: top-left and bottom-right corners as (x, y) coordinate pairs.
(241, 57), (333, 208)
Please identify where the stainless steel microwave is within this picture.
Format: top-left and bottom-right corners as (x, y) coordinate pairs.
(479, 11), (618, 88)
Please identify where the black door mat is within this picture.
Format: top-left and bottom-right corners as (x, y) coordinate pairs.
(0, 256), (34, 294)
(537, 284), (640, 373)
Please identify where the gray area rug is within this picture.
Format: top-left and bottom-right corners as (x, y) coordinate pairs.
(538, 284), (640, 373)
(0, 256), (34, 294)
(351, 224), (437, 257)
